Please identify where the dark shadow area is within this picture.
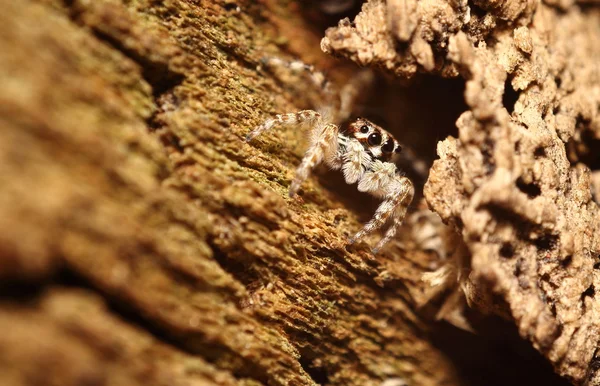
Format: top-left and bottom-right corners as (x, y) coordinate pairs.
(568, 127), (600, 171)
(300, 0), (363, 30)
(377, 75), (466, 166)
(503, 78), (519, 114)
(516, 176), (542, 198)
(207, 240), (263, 290)
(315, 74), (466, 221)
(0, 279), (46, 303)
(432, 318), (571, 386)
(299, 351), (330, 385)
(316, 169), (382, 223)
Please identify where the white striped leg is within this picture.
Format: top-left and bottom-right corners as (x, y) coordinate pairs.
(289, 123), (339, 196)
(350, 176), (414, 253)
(261, 56), (330, 94)
(372, 184), (413, 254)
(246, 110), (321, 142)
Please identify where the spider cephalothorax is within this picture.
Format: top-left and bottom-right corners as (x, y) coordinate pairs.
(345, 118), (403, 163)
(246, 59), (414, 253)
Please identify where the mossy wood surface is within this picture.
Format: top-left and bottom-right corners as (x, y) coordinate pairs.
(0, 1), (460, 385)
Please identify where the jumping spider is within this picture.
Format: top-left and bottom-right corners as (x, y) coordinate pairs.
(246, 58), (414, 253)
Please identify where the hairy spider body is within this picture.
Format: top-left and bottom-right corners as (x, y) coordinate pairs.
(246, 59), (414, 253)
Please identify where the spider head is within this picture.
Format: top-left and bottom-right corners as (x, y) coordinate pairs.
(347, 118), (402, 161)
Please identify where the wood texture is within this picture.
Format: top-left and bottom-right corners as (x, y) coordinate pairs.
(0, 1), (460, 385)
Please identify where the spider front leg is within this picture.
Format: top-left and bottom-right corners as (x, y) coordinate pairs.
(289, 122), (339, 196)
(350, 172), (414, 254)
(246, 110), (339, 197)
(246, 110), (321, 142)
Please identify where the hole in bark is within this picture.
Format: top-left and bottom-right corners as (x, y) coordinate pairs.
(485, 205), (560, 251)
(299, 355), (330, 385)
(503, 78), (519, 113)
(534, 146), (546, 158)
(582, 284), (595, 301)
(567, 128), (600, 171)
(516, 177), (541, 198)
(561, 255), (572, 268)
(140, 61), (185, 99)
(481, 137), (497, 175)
(222, 2), (240, 12)
(379, 75), (466, 167)
(470, 2), (487, 18)
(499, 243), (515, 258)
(534, 234), (558, 250)
(591, 356), (600, 376)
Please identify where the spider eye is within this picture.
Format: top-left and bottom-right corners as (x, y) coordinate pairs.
(382, 139), (395, 153)
(368, 132), (382, 146)
(395, 144), (403, 153)
(360, 125), (370, 133)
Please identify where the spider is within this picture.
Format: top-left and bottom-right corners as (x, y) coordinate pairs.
(246, 58), (414, 254)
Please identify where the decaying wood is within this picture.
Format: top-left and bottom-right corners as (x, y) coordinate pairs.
(324, 0), (600, 384)
(0, 1), (460, 385)
(2, 0), (598, 385)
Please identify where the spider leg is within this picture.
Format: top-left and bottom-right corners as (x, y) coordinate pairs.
(337, 70), (374, 123)
(396, 145), (429, 182)
(341, 140), (372, 184)
(349, 164), (414, 253)
(247, 109), (339, 197)
(372, 178), (414, 253)
(261, 57), (331, 95)
(289, 123), (339, 196)
(262, 58), (376, 126)
(246, 110), (321, 142)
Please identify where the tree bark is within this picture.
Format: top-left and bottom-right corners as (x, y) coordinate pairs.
(0, 1), (459, 385)
(322, 0), (600, 384)
(1, 0), (598, 385)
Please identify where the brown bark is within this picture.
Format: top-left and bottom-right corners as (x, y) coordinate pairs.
(0, 1), (459, 385)
(1, 0), (597, 385)
(323, 0), (600, 384)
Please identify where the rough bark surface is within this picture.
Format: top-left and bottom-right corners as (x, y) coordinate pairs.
(0, 1), (461, 385)
(323, 0), (600, 384)
(2, 0), (599, 385)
